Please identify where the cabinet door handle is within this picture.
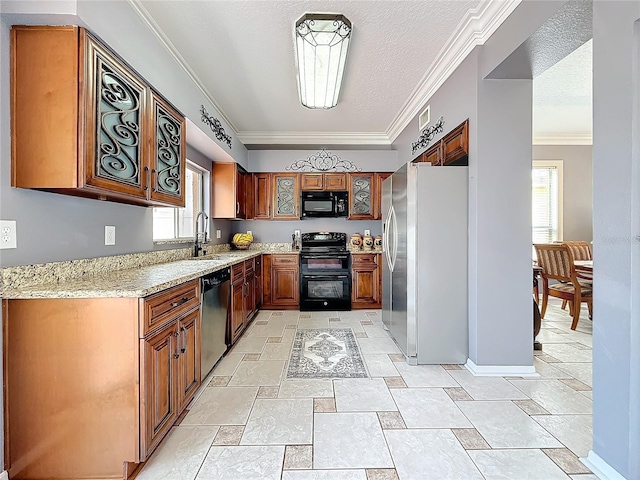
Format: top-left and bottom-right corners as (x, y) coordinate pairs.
(237, 201), (240, 214)
(180, 326), (187, 354)
(143, 166), (149, 191)
(171, 297), (190, 307)
(173, 331), (180, 358)
(151, 169), (157, 193)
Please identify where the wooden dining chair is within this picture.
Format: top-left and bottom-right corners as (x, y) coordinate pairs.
(559, 241), (593, 310)
(534, 243), (593, 330)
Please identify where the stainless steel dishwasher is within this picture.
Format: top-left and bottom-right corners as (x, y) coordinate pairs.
(201, 268), (230, 380)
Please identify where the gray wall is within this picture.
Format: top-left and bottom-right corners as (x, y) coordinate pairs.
(591, 2), (640, 478)
(533, 145), (593, 243)
(0, 1), (240, 268)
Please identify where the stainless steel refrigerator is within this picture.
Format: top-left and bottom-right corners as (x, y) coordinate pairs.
(382, 162), (468, 364)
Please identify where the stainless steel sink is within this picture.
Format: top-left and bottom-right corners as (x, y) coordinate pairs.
(188, 254), (223, 261)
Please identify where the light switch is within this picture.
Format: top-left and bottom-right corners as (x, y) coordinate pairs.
(216, 229), (222, 239)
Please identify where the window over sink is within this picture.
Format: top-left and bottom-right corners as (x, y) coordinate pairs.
(153, 161), (210, 241)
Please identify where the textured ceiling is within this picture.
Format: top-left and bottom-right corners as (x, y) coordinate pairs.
(533, 39), (592, 143)
(137, 0), (590, 146)
(138, 0), (480, 141)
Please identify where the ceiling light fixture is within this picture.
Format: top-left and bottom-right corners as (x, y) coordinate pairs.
(295, 13), (352, 109)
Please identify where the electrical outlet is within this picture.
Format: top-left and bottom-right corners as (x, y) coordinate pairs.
(364, 229), (371, 236)
(105, 226), (116, 245)
(247, 230), (252, 235)
(0, 220), (17, 249)
(216, 229), (221, 239)
(294, 230), (300, 236)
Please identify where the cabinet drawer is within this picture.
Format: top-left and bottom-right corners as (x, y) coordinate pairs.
(271, 254), (299, 266)
(141, 280), (200, 336)
(352, 253), (379, 265)
(232, 263), (245, 283)
(244, 258), (255, 274)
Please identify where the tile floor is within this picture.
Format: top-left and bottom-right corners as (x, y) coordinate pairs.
(137, 299), (598, 480)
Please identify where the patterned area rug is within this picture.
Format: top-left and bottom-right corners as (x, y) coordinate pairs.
(286, 328), (368, 379)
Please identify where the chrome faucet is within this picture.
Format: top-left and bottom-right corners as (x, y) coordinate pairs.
(194, 211), (209, 257)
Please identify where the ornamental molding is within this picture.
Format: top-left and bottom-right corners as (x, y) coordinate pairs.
(285, 149), (362, 172)
(200, 105), (232, 149)
(411, 117), (445, 155)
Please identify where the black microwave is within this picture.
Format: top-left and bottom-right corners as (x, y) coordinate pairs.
(301, 191), (348, 218)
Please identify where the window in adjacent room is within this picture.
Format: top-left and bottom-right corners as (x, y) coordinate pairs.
(153, 161), (210, 241)
(532, 160), (563, 244)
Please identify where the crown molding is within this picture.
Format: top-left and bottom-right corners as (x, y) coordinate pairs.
(237, 131), (391, 146)
(533, 133), (592, 145)
(126, 0), (239, 135)
(386, 0), (521, 143)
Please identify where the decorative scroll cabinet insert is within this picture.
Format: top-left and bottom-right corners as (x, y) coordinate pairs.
(11, 26), (186, 207)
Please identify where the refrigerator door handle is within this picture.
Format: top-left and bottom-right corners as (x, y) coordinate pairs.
(389, 205), (398, 272)
(383, 205), (393, 271)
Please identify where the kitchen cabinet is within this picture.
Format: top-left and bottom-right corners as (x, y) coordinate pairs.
(2, 279), (200, 479)
(229, 257), (260, 344)
(374, 172), (392, 220)
(301, 173), (347, 191)
(11, 26), (186, 207)
(212, 162), (250, 219)
(351, 253), (382, 308)
(253, 173), (272, 219)
(348, 173), (375, 219)
(272, 173), (301, 220)
(413, 119), (469, 166)
(262, 254), (300, 308)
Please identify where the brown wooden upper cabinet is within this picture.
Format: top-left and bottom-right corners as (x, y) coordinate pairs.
(374, 172), (392, 220)
(348, 173), (375, 219)
(253, 173), (272, 219)
(212, 162), (250, 219)
(413, 119), (469, 166)
(301, 173), (347, 191)
(11, 26), (186, 207)
(272, 173), (301, 220)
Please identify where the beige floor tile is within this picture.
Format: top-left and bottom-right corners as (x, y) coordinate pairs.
(451, 428), (491, 449)
(334, 378), (397, 412)
(377, 411), (406, 429)
(394, 363), (459, 387)
(532, 414), (593, 457)
(391, 388), (472, 428)
(365, 469), (400, 480)
(283, 471), (367, 480)
(468, 449), (570, 480)
(228, 360), (285, 387)
(196, 446), (284, 480)
(314, 412), (394, 469)
(212, 352), (244, 376)
(208, 376), (231, 387)
(385, 429), (483, 480)
(444, 386), (473, 401)
(278, 379), (334, 398)
(384, 376), (407, 388)
(388, 354), (405, 362)
(448, 370), (529, 400)
(543, 448), (593, 474)
(137, 426), (219, 480)
(560, 378), (592, 391)
(257, 386), (279, 398)
(442, 364), (463, 370)
(357, 337), (402, 354)
(241, 398), (313, 445)
(232, 336), (268, 353)
(283, 445), (312, 469)
(183, 387), (258, 425)
(243, 353), (261, 361)
(363, 355), (399, 377)
(314, 397), (336, 413)
(509, 379), (592, 414)
(213, 426), (244, 445)
(513, 399), (552, 416)
(260, 343), (293, 361)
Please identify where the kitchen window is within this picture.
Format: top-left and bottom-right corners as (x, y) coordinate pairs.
(532, 160), (563, 244)
(153, 161), (209, 241)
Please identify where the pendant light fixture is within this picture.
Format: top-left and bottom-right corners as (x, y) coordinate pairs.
(295, 13), (352, 109)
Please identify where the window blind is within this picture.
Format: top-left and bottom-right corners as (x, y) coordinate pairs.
(532, 163), (561, 243)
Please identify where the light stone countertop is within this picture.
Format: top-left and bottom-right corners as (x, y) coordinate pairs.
(1, 251), (263, 300)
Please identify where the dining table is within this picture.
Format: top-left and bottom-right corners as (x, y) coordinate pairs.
(574, 260), (593, 274)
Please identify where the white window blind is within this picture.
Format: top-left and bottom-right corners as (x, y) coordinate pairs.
(532, 160), (563, 244)
(153, 161), (209, 241)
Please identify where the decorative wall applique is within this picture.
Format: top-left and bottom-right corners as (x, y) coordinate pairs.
(411, 117), (444, 155)
(200, 105), (232, 149)
(285, 148), (362, 172)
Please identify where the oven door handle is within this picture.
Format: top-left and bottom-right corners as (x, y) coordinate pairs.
(301, 254), (350, 259)
(303, 275), (349, 279)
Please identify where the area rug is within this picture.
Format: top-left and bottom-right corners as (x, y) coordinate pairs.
(286, 328), (368, 379)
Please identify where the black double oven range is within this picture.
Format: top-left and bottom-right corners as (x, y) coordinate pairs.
(299, 232), (352, 311)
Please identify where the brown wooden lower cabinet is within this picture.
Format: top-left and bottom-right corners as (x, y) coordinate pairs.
(228, 256), (261, 345)
(2, 279), (201, 479)
(261, 254), (300, 309)
(351, 253), (382, 308)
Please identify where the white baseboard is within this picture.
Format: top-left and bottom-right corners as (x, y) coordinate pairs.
(582, 451), (627, 480)
(465, 358), (539, 377)
(0, 470), (8, 480)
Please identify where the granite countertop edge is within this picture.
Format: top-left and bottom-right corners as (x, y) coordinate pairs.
(1, 251), (265, 300)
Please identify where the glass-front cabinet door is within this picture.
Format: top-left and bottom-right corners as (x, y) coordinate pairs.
(272, 174), (300, 220)
(348, 173), (374, 219)
(150, 91), (186, 207)
(84, 32), (149, 199)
